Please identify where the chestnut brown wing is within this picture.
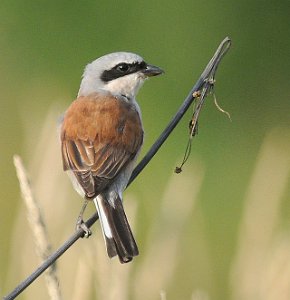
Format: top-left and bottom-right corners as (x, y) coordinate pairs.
(61, 94), (143, 198)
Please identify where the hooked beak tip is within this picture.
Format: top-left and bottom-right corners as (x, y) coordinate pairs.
(142, 64), (164, 77)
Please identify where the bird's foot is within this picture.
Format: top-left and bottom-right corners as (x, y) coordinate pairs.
(76, 218), (92, 238)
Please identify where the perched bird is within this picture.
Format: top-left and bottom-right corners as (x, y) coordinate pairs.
(60, 52), (163, 263)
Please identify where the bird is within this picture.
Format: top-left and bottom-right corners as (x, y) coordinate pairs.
(60, 52), (163, 263)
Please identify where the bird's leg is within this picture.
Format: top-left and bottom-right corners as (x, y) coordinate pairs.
(76, 199), (92, 238)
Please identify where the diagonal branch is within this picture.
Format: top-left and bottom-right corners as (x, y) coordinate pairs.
(3, 37), (231, 300)
(129, 37), (231, 183)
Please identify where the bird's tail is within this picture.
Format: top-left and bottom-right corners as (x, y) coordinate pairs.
(93, 194), (139, 263)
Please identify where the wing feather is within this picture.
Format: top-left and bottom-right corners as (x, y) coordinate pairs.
(61, 93), (143, 198)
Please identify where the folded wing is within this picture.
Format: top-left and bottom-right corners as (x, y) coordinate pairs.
(61, 93), (143, 198)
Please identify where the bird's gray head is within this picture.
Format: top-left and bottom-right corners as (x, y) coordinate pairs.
(78, 52), (163, 99)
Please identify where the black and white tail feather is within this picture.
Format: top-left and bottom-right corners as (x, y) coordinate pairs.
(94, 194), (138, 263)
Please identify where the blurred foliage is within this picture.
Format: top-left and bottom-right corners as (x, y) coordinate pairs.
(1, 1), (290, 299)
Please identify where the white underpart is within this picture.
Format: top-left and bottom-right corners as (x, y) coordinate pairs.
(93, 196), (113, 239)
(104, 72), (146, 100)
(66, 170), (86, 198)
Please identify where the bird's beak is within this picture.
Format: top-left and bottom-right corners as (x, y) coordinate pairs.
(142, 64), (164, 77)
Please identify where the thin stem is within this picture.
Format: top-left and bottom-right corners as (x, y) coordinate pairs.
(12, 155), (62, 300)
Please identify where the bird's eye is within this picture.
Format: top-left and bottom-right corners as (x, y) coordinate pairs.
(116, 63), (129, 72)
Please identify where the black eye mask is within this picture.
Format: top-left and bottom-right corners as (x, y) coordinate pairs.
(101, 61), (147, 83)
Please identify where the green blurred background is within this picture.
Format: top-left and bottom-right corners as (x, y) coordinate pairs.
(1, 1), (290, 299)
